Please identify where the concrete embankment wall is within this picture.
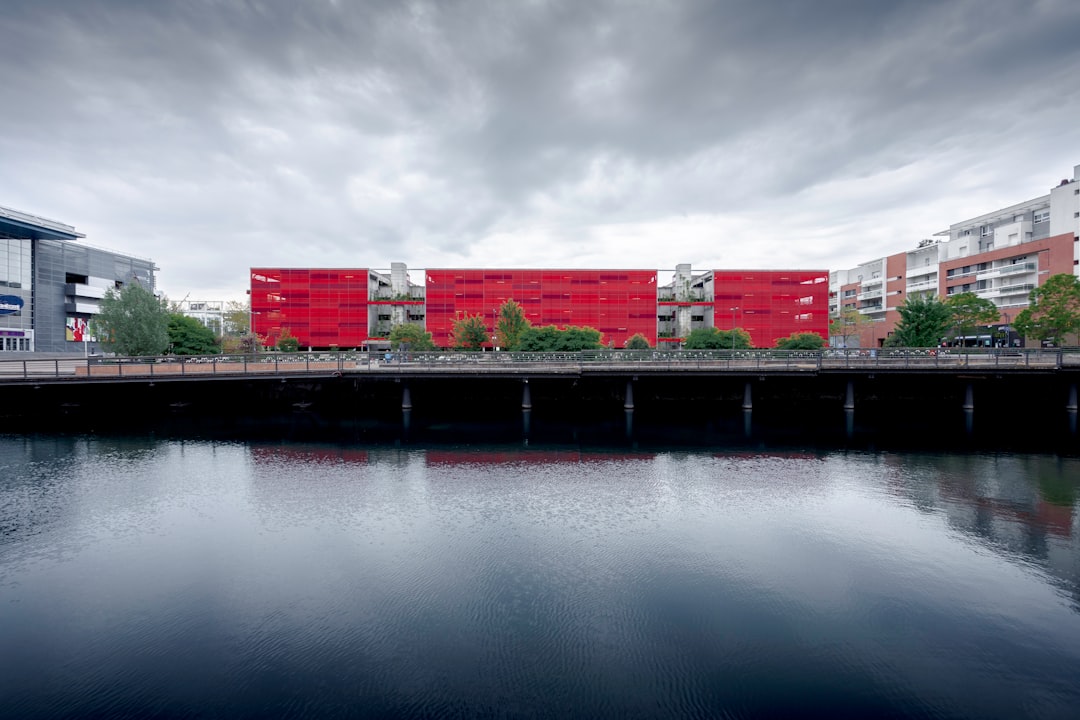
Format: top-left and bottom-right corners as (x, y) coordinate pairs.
(2, 372), (1078, 450)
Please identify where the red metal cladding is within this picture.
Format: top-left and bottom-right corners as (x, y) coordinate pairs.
(250, 268), (369, 348)
(425, 269), (659, 348)
(712, 270), (830, 347)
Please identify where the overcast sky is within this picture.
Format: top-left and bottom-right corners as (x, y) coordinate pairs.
(2, 0), (1079, 302)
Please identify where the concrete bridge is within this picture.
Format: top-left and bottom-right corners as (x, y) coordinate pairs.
(2, 347), (1078, 384)
(2, 349), (1078, 448)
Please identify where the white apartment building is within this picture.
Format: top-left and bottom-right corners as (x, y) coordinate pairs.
(829, 163), (1080, 346)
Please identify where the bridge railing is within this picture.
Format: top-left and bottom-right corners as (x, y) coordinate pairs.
(2, 347), (1079, 381)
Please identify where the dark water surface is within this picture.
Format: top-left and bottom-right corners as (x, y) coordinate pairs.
(2, 436), (1079, 719)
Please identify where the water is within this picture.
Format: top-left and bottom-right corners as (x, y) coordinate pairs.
(1, 436), (1079, 719)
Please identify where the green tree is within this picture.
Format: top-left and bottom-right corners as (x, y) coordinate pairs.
(276, 327), (300, 352)
(774, 332), (826, 350)
(829, 307), (871, 348)
(224, 299), (250, 335)
(92, 283), (170, 356)
(167, 314), (221, 355)
(453, 313), (489, 350)
(516, 325), (603, 351)
(683, 327), (752, 349)
(883, 295), (951, 347)
(945, 292), (999, 344)
(1013, 273), (1080, 345)
(223, 332), (264, 354)
(496, 299), (531, 350)
(389, 322), (435, 351)
(624, 333), (650, 350)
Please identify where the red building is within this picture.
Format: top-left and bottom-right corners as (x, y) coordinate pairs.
(425, 269), (658, 348)
(250, 268), (370, 348)
(249, 265), (830, 350)
(712, 270), (830, 348)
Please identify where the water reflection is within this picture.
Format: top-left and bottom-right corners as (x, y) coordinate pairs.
(1, 437), (1078, 718)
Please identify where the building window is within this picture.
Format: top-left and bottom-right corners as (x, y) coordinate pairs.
(980, 226), (992, 236)
(1034, 211), (1050, 223)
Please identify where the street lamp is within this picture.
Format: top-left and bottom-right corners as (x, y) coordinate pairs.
(730, 306), (739, 351)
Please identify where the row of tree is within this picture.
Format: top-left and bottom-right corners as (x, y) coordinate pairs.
(833, 275), (1080, 349)
(92, 284), (258, 356)
(385, 299), (829, 352)
(96, 274), (1080, 356)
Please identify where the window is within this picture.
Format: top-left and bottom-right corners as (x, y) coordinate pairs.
(1034, 211), (1049, 223)
(980, 226), (992, 236)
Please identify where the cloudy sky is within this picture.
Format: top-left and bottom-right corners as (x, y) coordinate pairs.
(2, 0), (1079, 302)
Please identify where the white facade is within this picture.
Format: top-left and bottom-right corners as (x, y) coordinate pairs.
(852, 258), (887, 317)
(936, 195), (1050, 263)
(905, 241), (940, 299)
(1048, 164), (1080, 268)
(178, 300), (226, 336)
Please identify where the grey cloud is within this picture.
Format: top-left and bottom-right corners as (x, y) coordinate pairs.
(1, 0), (1079, 298)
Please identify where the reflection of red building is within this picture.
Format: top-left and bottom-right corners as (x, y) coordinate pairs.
(426, 269), (658, 348)
(425, 450), (656, 465)
(712, 270), (830, 348)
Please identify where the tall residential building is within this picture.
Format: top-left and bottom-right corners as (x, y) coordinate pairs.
(830, 163), (1080, 347)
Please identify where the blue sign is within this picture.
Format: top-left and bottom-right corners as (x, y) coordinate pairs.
(0, 295), (24, 315)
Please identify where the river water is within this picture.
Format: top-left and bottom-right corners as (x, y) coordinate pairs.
(1, 436), (1078, 719)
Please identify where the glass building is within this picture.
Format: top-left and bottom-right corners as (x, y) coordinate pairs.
(0, 205), (158, 353)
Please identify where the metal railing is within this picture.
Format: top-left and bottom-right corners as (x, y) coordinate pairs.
(2, 347), (1080, 382)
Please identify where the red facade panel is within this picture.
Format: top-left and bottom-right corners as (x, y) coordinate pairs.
(250, 268), (369, 348)
(712, 270), (830, 348)
(425, 269), (659, 348)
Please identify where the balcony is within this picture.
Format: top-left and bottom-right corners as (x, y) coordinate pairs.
(979, 283), (1035, 299)
(975, 262), (1037, 282)
(945, 267), (980, 281)
(856, 288), (883, 301)
(64, 301), (101, 314)
(64, 283), (108, 300)
(906, 265), (936, 279)
(857, 305), (884, 315)
(906, 278), (937, 293)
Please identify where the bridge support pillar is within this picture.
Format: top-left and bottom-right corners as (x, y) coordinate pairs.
(522, 380), (532, 443)
(844, 381), (855, 411)
(1068, 384), (1077, 435)
(741, 382), (753, 437)
(401, 385), (412, 411)
(623, 380), (634, 410)
(963, 383), (974, 436)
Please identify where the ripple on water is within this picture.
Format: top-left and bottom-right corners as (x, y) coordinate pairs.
(1, 440), (1079, 718)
